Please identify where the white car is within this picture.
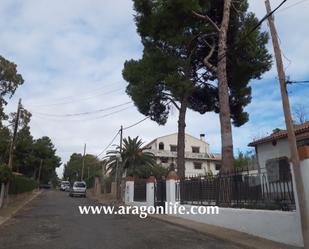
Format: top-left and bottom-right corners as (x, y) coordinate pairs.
(60, 181), (70, 191)
(69, 181), (87, 197)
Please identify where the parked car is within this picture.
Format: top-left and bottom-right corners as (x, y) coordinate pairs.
(60, 181), (71, 191)
(69, 181), (87, 197)
(39, 183), (51, 189)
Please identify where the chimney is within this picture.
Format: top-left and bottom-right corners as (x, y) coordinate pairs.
(200, 134), (205, 142)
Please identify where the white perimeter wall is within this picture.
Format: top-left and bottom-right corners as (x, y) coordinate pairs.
(172, 206), (303, 247)
(300, 158), (309, 213)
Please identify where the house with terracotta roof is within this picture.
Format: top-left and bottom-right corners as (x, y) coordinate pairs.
(248, 122), (309, 180)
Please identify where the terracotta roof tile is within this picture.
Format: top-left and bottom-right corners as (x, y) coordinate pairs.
(248, 121), (309, 147)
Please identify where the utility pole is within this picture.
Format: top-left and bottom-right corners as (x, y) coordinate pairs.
(81, 143), (86, 181)
(4, 99), (22, 207)
(37, 159), (43, 188)
(8, 98), (22, 169)
(116, 126), (123, 201)
(102, 162), (106, 193)
(265, 0), (309, 247)
(120, 125), (123, 153)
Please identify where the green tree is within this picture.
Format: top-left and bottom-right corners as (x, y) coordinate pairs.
(14, 126), (33, 173)
(8, 106), (33, 173)
(106, 136), (156, 178)
(0, 164), (13, 208)
(123, 1), (219, 179)
(9, 108), (61, 183)
(0, 127), (10, 164)
(192, 0), (272, 171)
(124, 0), (271, 177)
(29, 137), (61, 183)
(63, 153), (101, 186)
(63, 153), (82, 182)
(233, 150), (256, 170)
(0, 55), (24, 123)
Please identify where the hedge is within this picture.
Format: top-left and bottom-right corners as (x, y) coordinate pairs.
(8, 175), (38, 195)
(85, 177), (94, 188)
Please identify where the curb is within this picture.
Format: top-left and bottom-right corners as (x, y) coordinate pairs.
(149, 214), (302, 249)
(0, 190), (43, 226)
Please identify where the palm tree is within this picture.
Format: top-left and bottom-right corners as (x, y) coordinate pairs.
(105, 136), (156, 177)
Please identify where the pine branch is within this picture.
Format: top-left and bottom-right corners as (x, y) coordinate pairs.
(203, 41), (217, 73)
(192, 10), (221, 32)
(166, 97), (180, 110)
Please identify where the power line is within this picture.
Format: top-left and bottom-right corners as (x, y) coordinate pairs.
(25, 82), (122, 105)
(28, 88), (123, 108)
(287, 80), (309, 84)
(30, 101), (132, 117)
(216, 0), (288, 64)
(95, 130), (120, 159)
(85, 0), (289, 165)
(277, 0), (308, 12)
(123, 117), (150, 130)
(81, 106), (133, 121)
(92, 117), (151, 160)
(33, 105), (134, 122)
(274, 29), (292, 71)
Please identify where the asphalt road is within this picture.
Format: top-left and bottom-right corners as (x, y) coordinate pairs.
(0, 190), (250, 249)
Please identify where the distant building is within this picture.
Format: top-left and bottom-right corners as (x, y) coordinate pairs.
(144, 133), (221, 177)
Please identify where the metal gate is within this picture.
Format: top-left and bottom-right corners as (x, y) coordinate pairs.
(134, 179), (147, 202)
(155, 180), (166, 207)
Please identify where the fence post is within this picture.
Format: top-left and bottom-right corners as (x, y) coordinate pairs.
(147, 176), (156, 206)
(166, 171), (179, 205)
(125, 176), (134, 204)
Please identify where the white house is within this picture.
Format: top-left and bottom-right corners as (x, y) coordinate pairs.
(248, 122), (309, 176)
(144, 133), (221, 177)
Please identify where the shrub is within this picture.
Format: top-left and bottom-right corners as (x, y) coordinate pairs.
(0, 164), (13, 184)
(85, 178), (94, 188)
(9, 175), (38, 195)
(102, 176), (113, 193)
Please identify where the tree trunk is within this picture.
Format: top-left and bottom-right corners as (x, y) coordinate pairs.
(217, 0), (234, 173)
(177, 98), (188, 179)
(3, 182), (10, 207)
(32, 168), (37, 180)
(0, 183), (5, 208)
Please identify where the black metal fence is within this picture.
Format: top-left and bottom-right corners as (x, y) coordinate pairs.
(180, 171), (295, 211)
(155, 180), (166, 207)
(134, 179), (147, 202)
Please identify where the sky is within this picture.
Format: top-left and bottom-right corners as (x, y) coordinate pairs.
(0, 0), (308, 177)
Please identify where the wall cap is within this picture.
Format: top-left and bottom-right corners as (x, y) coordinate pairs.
(166, 175), (179, 180)
(147, 176), (156, 183)
(126, 176), (134, 182)
(167, 171), (179, 180)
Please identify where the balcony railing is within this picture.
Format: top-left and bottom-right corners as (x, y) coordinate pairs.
(146, 149), (220, 160)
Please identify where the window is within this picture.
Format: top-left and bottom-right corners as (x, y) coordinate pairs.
(192, 146), (200, 153)
(266, 157), (291, 182)
(215, 164), (221, 171)
(194, 162), (202, 170)
(170, 145), (177, 152)
(160, 157), (168, 163)
(159, 142), (164, 150)
(74, 182), (86, 188)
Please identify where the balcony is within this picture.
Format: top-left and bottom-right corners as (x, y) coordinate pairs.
(147, 149), (220, 160)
